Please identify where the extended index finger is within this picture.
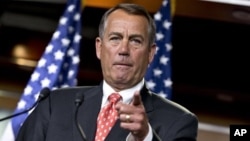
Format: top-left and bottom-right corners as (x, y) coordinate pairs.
(131, 91), (142, 106)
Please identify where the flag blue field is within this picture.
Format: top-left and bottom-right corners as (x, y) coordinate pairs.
(0, 0), (82, 140)
(145, 0), (173, 99)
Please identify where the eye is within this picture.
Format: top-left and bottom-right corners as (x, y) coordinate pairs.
(130, 38), (142, 47)
(109, 36), (121, 46)
(110, 36), (120, 41)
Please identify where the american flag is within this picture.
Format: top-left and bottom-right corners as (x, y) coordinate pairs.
(145, 0), (172, 99)
(0, 0), (82, 140)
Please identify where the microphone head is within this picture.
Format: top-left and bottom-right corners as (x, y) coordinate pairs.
(38, 87), (51, 101)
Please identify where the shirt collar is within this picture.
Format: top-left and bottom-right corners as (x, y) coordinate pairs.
(102, 79), (144, 107)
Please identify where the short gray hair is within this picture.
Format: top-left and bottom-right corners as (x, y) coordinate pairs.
(98, 3), (156, 46)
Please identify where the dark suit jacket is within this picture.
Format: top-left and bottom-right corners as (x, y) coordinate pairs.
(16, 84), (198, 141)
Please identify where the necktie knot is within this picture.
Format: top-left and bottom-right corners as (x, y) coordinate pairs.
(108, 93), (121, 103)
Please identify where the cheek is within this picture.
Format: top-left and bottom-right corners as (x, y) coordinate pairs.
(138, 49), (150, 59)
(135, 52), (150, 67)
(100, 47), (115, 63)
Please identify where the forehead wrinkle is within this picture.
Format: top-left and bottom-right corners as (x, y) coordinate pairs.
(108, 31), (122, 37)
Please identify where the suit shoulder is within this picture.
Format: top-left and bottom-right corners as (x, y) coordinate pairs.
(52, 86), (96, 93)
(50, 86), (98, 98)
(47, 86), (99, 107)
(150, 92), (196, 116)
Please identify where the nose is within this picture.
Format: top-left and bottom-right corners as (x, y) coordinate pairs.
(118, 40), (130, 56)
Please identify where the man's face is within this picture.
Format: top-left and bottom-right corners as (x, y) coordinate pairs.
(96, 9), (156, 91)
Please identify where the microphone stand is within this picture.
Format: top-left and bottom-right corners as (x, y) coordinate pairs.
(0, 102), (37, 122)
(75, 92), (87, 141)
(0, 87), (50, 122)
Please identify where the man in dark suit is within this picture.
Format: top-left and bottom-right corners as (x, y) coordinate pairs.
(16, 3), (198, 141)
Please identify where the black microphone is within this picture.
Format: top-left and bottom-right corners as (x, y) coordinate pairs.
(74, 92), (87, 141)
(0, 87), (51, 122)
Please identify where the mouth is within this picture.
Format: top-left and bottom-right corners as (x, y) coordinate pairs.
(114, 63), (132, 66)
(113, 62), (133, 69)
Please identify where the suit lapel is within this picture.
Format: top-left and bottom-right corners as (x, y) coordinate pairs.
(140, 84), (154, 113)
(77, 85), (103, 141)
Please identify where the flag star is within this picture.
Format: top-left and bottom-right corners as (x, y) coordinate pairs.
(165, 43), (172, 51)
(54, 50), (64, 60)
(34, 93), (39, 101)
(61, 84), (70, 88)
(48, 63), (58, 74)
(61, 38), (70, 47)
(68, 48), (75, 56)
(158, 91), (167, 98)
(164, 78), (172, 88)
(160, 55), (169, 65)
(153, 68), (162, 77)
(74, 33), (81, 43)
(24, 85), (33, 95)
(52, 31), (60, 39)
(17, 100), (26, 110)
(60, 17), (68, 25)
(67, 4), (75, 12)
(41, 77), (51, 88)
(72, 56), (80, 64)
(154, 12), (162, 21)
(38, 58), (46, 67)
(52, 87), (59, 90)
(146, 80), (156, 90)
(45, 44), (54, 53)
(156, 32), (164, 41)
(68, 70), (75, 78)
(74, 13), (80, 21)
(155, 46), (160, 55)
(163, 20), (171, 29)
(163, 0), (168, 6)
(31, 71), (40, 81)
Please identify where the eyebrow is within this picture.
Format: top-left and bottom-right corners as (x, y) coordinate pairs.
(108, 32), (144, 41)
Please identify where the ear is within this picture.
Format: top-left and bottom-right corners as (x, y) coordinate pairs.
(148, 43), (156, 63)
(95, 37), (102, 60)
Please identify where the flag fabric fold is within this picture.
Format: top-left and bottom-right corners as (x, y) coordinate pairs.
(1, 0), (82, 140)
(145, 0), (172, 99)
